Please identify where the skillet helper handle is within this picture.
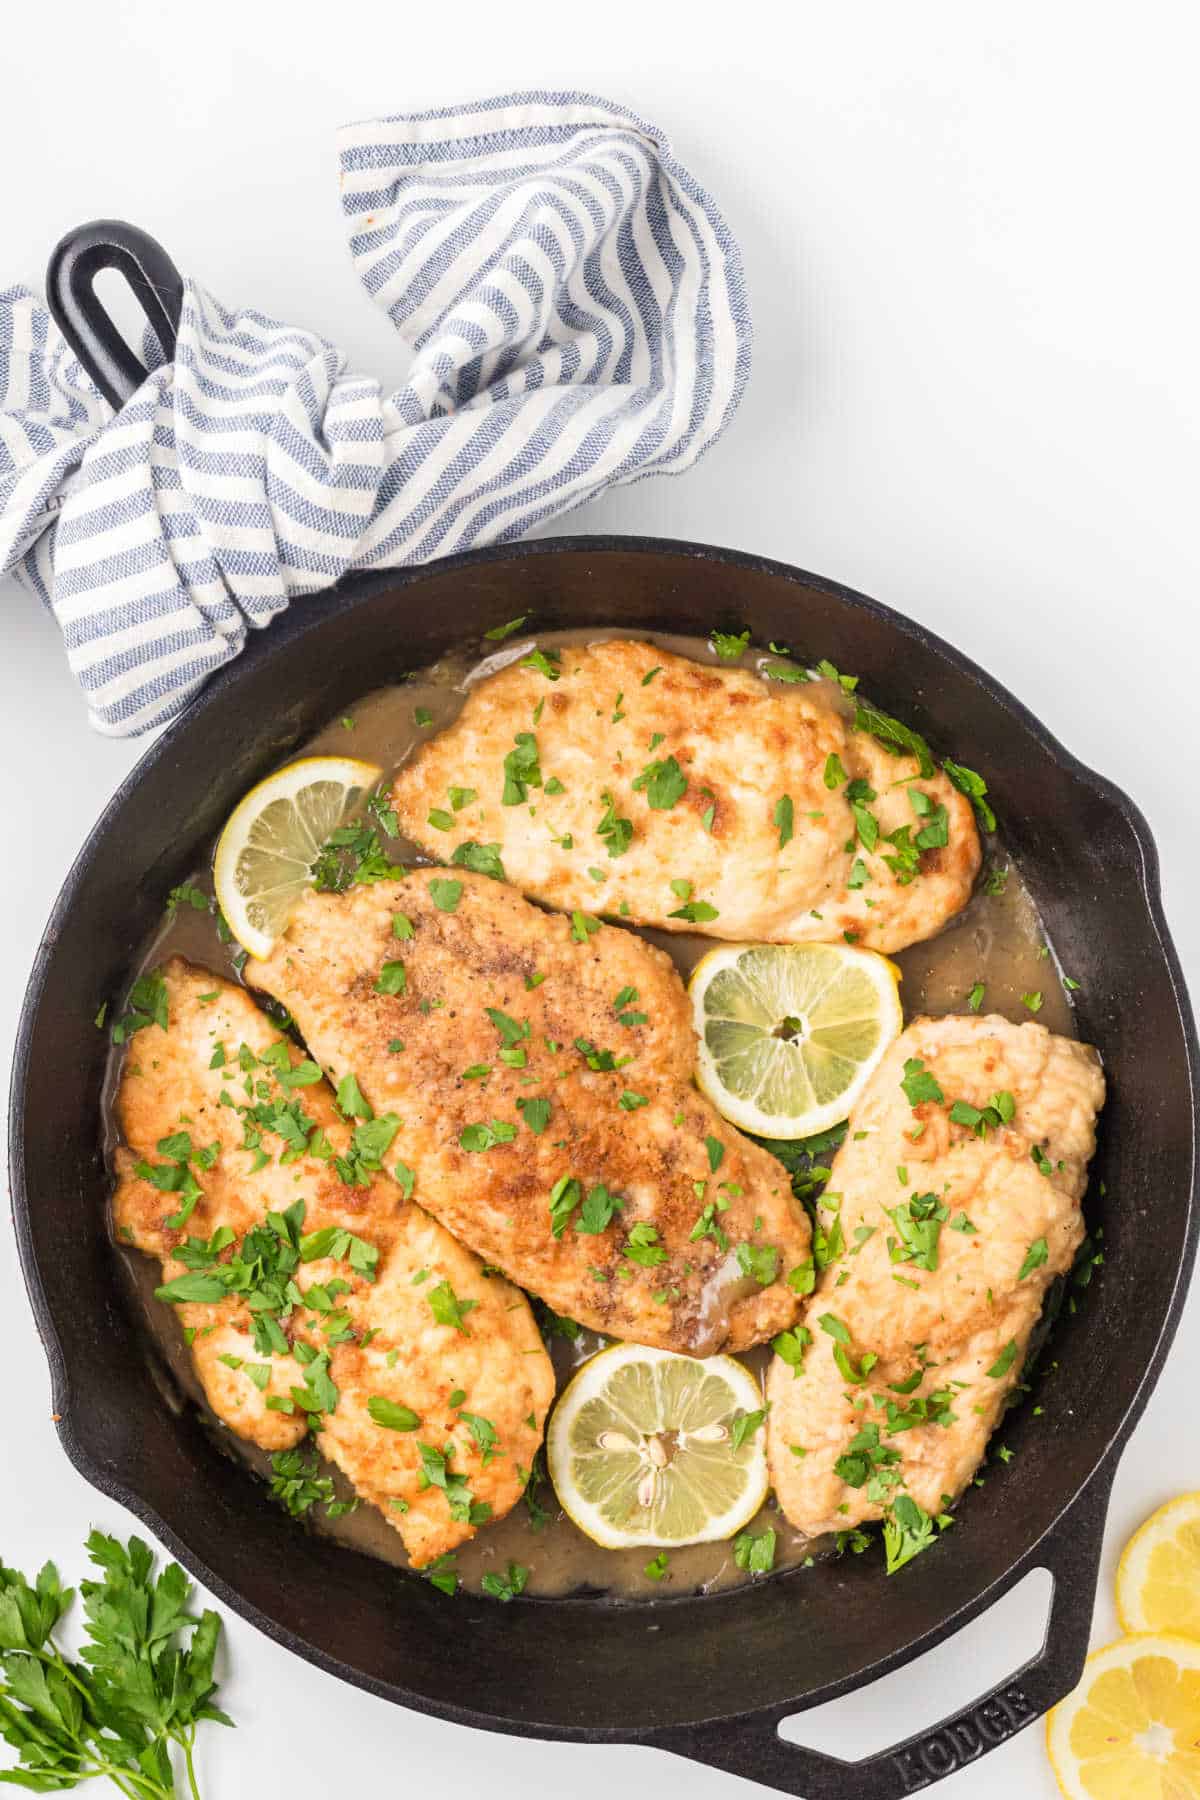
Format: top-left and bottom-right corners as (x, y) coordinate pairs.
(656, 1470), (1113, 1800)
(46, 220), (183, 410)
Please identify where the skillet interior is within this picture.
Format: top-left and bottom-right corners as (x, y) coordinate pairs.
(11, 537), (1197, 1740)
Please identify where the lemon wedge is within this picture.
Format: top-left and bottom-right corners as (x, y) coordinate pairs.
(1046, 1633), (1200, 1799)
(213, 756), (382, 957)
(546, 1343), (769, 1550)
(1117, 1493), (1200, 1639)
(688, 941), (902, 1139)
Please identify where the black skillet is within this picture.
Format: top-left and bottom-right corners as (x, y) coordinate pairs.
(11, 222), (1199, 1799)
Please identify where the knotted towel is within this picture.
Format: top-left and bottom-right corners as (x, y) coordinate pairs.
(0, 92), (750, 735)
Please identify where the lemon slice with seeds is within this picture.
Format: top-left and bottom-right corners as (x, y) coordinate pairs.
(689, 942), (903, 1139)
(1117, 1493), (1200, 1637)
(547, 1343), (768, 1550)
(1046, 1634), (1200, 1799)
(213, 756), (382, 958)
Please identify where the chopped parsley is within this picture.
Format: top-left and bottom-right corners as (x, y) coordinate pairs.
(732, 1528), (776, 1572)
(427, 1279), (478, 1336)
(852, 701), (934, 778)
(459, 1120), (517, 1152)
(111, 969), (169, 1044)
(596, 790), (633, 858)
(502, 731), (542, 806)
(943, 759), (997, 832)
(481, 1561), (529, 1602)
(451, 840), (506, 880)
(428, 878), (463, 911)
(736, 1242), (779, 1286)
(632, 754), (687, 810)
(623, 1222), (667, 1267)
(367, 1397), (421, 1432)
(375, 960), (407, 996)
(900, 1057), (944, 1107)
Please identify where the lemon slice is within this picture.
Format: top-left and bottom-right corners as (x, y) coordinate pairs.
(546, 1343), (769, 1550)
(213, 756), (383, 957)
(689, 942), (903, 1139)
(1046, 1633), (1200, 1799)
(1117, 1494), (1200, 1637)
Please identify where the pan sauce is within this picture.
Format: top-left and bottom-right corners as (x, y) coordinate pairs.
(104, 628), (1077, 1600)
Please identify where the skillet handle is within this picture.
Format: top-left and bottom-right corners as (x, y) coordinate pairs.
(45, 220), (183, 410)
(655, 1469), (1113, 1800)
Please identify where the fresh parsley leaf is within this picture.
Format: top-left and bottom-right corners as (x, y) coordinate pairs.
(481, 1561), (529, 1602)
(596, 790), (633, 858)
(986, 1339), (1019, 1379)
(502, 731), (542, 806)
(428, 877), (463, 911)
(632, 754), (687, 810)
(732, 1528), (777, 1572)
(484, 615), (528, 641)
(736, 1242), (779, 1286)
(623, 1222), (668, 1267)
(111, 969), (169, 1044)
(520, 648), (561, 681)
(450, 842), (506, 880)
(459, 1119), (517, 1152)
(900, 1057), (944, 1107)
(943, 759), (997, 832)
(576, 1183), (622, 1234)
(516, 1096), (552, 1135)
(368, 1397), (422, 1431)
(852, 702), (935, 778)
(774, 794), (794, 849)
(730, 1408), (768, 1451)
(710, 628), (749, 660)
(884, 1493), (938, 1574)
(375, 959), (407, 996)
(427, 1279), (478, 1335)
(668, 898), (719, 923)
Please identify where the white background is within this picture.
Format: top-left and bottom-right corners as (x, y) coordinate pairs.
(3, 3), (1198, 1795)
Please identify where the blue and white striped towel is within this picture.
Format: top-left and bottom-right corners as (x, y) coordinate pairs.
(0, 92), (750, 736)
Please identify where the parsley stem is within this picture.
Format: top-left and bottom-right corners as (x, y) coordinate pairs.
(178, 1729), (203, 1800)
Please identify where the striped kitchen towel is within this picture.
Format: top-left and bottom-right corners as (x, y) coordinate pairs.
(0, 92), (750, 736)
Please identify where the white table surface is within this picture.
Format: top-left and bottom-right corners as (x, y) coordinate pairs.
(3, 4), (1198, 1795)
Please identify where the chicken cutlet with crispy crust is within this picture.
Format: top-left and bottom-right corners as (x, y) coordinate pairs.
(766, 1014), (1104, 1538)
(247, 871), (812, 1354)
(389, 639), (981, 954)
(111, 961), (553, 1567)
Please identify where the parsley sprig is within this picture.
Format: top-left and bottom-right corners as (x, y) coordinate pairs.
(0, 1532), (230, 1797)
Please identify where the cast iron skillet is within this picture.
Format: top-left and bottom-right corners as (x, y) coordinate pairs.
(10, 224), (1198, 1799)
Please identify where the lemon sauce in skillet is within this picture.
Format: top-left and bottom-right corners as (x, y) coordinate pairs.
(102, 629), (1078, 1600)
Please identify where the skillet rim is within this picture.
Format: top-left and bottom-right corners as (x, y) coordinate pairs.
(9, 532), (1199, 1744)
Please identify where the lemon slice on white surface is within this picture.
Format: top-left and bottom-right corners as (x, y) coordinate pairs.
(1046, 1633), (1200, 1799)
(1116, 1492), (1200, 1638)
(213, 756), (382, 958)
(689, 941), (902, 1139)
(547, 1343), (769, 1550)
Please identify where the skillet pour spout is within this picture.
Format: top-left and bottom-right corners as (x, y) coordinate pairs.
(10, 513), (1197, 1792)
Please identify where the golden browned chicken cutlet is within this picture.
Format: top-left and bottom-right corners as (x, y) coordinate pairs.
(111, 961), (553, 1567)
(389, 639), (981, 954)
(766, 1014), (1104, 1545)
(247, 871), (812, 1354)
